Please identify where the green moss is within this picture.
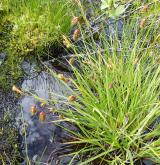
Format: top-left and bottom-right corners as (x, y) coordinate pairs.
(1, 0), (73, 54)
(0, 112), (23, 164)
(0, 0), (74, 89)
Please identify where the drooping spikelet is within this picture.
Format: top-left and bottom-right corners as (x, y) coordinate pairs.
(39, 111), (46, 122)
(73, 29), (81, 41)
(12, 85), (24, 95)
(30, 106), (38, 116)
(68, 95), (76, 102)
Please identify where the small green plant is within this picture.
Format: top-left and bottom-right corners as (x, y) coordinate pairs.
(101, 0), (126, 18)
(100, 0), (160, 18)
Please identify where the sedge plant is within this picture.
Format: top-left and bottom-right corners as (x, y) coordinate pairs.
(48, 13), (160, 164)
(27, 0), (160, 164)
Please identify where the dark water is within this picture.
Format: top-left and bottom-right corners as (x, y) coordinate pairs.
(16, 62), (78, 164)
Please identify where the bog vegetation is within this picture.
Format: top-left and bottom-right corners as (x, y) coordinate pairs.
(48, 0), (160, 164)
(0, 0), (160, 164)
(0, 0), (74, 88)
(55, 20), (160, 164)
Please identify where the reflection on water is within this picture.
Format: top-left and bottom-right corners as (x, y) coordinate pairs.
(17, 69), (77, 164)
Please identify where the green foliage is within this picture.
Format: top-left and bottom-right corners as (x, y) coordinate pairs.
(51, 15), (160, 164)
(1, 0), (73, 55)
(101, 0), (160, 18)
(0, 0), (74, 89)
(101, 0), (126, 18)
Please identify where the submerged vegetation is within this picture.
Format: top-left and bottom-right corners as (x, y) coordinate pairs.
(0, 0), (160, 164)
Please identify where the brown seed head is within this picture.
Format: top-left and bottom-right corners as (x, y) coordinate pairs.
(83, 60), (92, 65)
(59, 114), (65, 119)
(63, 35), (71, 48)
(69, 57), (75, 65)
(68, 95), (76, 102)
(12, 85), (24, 95)
(140, 4), (149, 12)
(30, 106), (38, 115)
(90, 74), (96, 81)
(64, 78), (70, 83)
(39, 111), (46, 122)
(58, 74), (65, 81)
(71, 16), (79, 26)
(133, 57), (139, 65)
(156, 57), (160, 64)
(73, 29), (81, 41)
(108, 82), (114, 89)
(140, 18), (147, 28)
(106, 58), (114, 70)
(40, 102), (47, 108)
(73, 0), (80, 4)
(58, 74), (69, 83)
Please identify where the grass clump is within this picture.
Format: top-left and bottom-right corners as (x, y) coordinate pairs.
(51, 14), (160, 164)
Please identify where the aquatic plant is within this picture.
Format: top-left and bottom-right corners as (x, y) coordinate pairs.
(100, 0), (160, 18)
(101, 0), (126, 18)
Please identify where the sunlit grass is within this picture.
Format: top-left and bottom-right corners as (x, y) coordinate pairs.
(1, 0), (74, 55)
(0, 0), (74, 89)
(49, 12), (160, 164)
